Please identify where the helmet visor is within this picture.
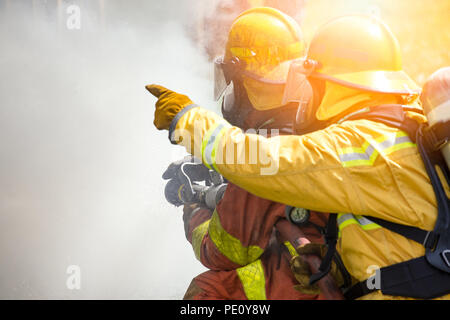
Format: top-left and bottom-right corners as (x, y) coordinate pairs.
(281, 59), (314, 106)
(214, 56), (229, 101)
(215, 56), (314, 110)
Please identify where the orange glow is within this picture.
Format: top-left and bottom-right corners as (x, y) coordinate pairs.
(302, 0), (450, 85)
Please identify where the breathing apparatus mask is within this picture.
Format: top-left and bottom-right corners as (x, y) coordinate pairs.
(214, 56), (253, 128)
(214, 56), (316, 130)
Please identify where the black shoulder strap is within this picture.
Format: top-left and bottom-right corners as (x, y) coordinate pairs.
(344, 281), (378, 300)
(345, 256), (450, 300)
(416, 124), (450, 274)
(309, 214), (338, 285)
(367, 216), (440, 250)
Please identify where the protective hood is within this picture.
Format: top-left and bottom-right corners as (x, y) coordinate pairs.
(316, 80), (422, 122)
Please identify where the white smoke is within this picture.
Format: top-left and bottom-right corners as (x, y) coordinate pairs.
(0, 0), (217, 299)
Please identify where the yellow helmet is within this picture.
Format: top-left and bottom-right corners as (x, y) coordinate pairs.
(215, 7), (306, 110)
(306, 15), (421, 121)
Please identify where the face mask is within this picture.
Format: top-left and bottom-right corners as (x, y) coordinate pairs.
(215, 57), (316, 128)
(214, 56), (312, 103)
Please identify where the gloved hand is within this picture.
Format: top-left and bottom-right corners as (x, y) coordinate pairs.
(162, 156), (210, 182)
(163, 156), (212, 207)
(290, 243), (347, 295)
(146, 84), (193, 130)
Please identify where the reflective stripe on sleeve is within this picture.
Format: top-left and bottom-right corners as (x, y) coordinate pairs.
(201, 121), (230, 171)
(191, 219), (210, 261)
(337, 213), (381, 238)
(208, 210), (264, 266)
(236, 259), (267, 300)
(338, 131), (416, 168)
(168, 104), (200, 144)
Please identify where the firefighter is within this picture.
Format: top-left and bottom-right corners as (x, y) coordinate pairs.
(177, 7), (333, 300)
(147, 14), (450, 299)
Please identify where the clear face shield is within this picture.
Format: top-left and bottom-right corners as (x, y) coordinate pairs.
(281, 59), (316, 123)
(214, 56), (242, 101)
(214, 56), (229, 101)
(214, 57), (317, 117)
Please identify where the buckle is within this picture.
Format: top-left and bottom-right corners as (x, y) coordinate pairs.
(424, 124), (449, 151)
(423, 231), (439, 250)
(435, 137), (449, 151)
(426, 233), (450, 273)
(442, 250), (450, 268)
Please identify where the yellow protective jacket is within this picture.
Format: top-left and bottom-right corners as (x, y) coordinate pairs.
(169, 93), (450, 300)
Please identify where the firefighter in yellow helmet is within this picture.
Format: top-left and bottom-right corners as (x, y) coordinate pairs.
(146, 15), (450, 299)
(215, 6), (307, 127)
(175, 7), (334, 300)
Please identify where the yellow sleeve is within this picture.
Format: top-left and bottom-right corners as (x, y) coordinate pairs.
(171, 107), (436, 230)
(172, 107), (359, 215)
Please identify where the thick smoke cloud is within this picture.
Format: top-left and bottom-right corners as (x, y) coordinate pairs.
(0, 0), (217, 299)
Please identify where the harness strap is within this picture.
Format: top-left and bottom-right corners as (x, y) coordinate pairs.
(333, 250), (353, 289)
(309, 214), (338, 285)
(345, 256), (450, 300)
(344, 281), (378, 300)
(425, 120), (450, 151)
(367, 217), (440, 250)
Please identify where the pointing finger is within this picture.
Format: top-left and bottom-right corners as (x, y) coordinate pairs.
(145, 84), (169, 98)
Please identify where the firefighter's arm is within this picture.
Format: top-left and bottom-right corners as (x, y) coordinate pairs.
(205, 183), (286, 267)
(147, 85), (425, 225)
(145, 85), (350, 214)
(182, 203), (212, 244)
(182, 201), (251, 271)
(183, 183), (285, 271)
(183, 203), (240, 270)
(173, 107), (360, 216)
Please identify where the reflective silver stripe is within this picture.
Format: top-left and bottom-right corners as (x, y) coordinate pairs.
(337, 213), (380, 231)
(337, 213), (356, 226)
(203, 122), (228, 167)
(338, 131), (415, 167)
(339, 144), (376, 162)
(378, 134), (411, 150)
(168, 104), (199, 144)
(357, 216), (376, 226)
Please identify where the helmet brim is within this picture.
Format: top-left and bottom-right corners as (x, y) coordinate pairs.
(312, 70), (421, 95)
